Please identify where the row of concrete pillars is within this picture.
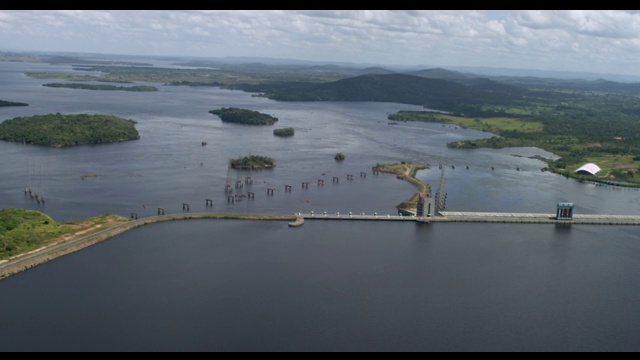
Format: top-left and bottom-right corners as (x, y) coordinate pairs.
(135, 169), (383, 217)
(135, 171), (382, 217)
(24, 188), (46, 204)
(226, 171), (376, 193)
(228, 192), (255, 203)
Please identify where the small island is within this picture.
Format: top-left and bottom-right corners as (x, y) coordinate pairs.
(0, 100), (28, 107)
(230, 155), (275, 169)
(335, 152), (346, 161)
(274, 127), (295, 137)
(209, 107), (278, 125)
(43, 83), (158, 92)
(0, 113), (140, 147)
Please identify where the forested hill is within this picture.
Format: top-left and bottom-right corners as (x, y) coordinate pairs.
(231, 73), (532, 112)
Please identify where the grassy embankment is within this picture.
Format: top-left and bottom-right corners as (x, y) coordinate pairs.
(0, 208), (130, 262)
(0, 208), (297, 280)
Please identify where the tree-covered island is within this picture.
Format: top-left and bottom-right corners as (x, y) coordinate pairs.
(274, 127), (295, 137)
(0, 113), (140, 147)
(229, 155), (275, 169)
(209, 107), (278, 125)
(43, 83), (158, 92)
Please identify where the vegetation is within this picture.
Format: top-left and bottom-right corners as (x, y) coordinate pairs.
(0, 100), (28, 107)
(229, 74), (532, 109)
(230, 155), (275, 169)
(388, 105), (640, 187)
(25, 56), (359, 86)
(0, 113), (140, 147)
(335, 153), (346, 161)
(0, 208), (129, 261)
(43, 83), (158, 91)
(274, 127), (295, 137)
(209, 107), (278, 125)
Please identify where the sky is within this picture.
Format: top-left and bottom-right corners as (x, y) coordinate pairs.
(2, 10), (640, 77)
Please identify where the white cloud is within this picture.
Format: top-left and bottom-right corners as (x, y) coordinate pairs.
(2, 10), (640, 76)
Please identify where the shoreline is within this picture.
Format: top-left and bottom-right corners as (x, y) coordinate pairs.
(0, 213), (297, 281)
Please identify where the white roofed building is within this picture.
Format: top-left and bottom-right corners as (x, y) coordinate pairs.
(575, 163), (602, 176)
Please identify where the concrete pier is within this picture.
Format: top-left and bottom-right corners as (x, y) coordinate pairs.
(434, 212), (640, 225)
(297, 211), (640, 225)
(302, 213), (417, 222)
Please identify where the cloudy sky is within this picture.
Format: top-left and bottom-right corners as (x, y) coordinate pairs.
(2, 10), (640, 76)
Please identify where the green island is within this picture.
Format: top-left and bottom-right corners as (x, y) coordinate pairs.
(0, 113), (140, 147)
(209, 107), (278, 125)
(373, 162), (430, 214)
(335, 152), (346, 161)
(43, 83), (158, 92)
(229, 155), (275, 169)
(0, 100), (28, 107)
(274, 127), (295, 137)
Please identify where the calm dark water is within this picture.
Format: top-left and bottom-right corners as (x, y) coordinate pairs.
(1, 60), (640, 351)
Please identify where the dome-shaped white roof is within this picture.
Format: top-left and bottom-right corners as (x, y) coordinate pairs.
(575, 163), (601, 175)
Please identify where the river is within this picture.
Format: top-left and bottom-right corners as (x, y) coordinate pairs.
(0, 59), (639, 351)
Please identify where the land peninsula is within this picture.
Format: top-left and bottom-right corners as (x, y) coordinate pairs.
(373, 162), (430, 214)
(0, 113), (140, 147)
(388, 110), (640, 188)
(0, 208), (129, 263)
(43, 83), (158, 92)
(209, 107), (278, 125)
(0, 100), (28, 107)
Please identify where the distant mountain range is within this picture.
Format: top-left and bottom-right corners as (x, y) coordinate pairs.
(230, 66), (640, 113)
(8, 50), (640, 83)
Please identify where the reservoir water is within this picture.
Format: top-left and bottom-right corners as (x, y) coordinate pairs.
(1, 60), (639, 351)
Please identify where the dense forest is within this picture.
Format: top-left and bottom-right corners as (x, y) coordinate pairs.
(43, 83), (158, 91)
(0, 113), (140, 147)
(0, 100), (28, 107)
(210, 107), (278, 125)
